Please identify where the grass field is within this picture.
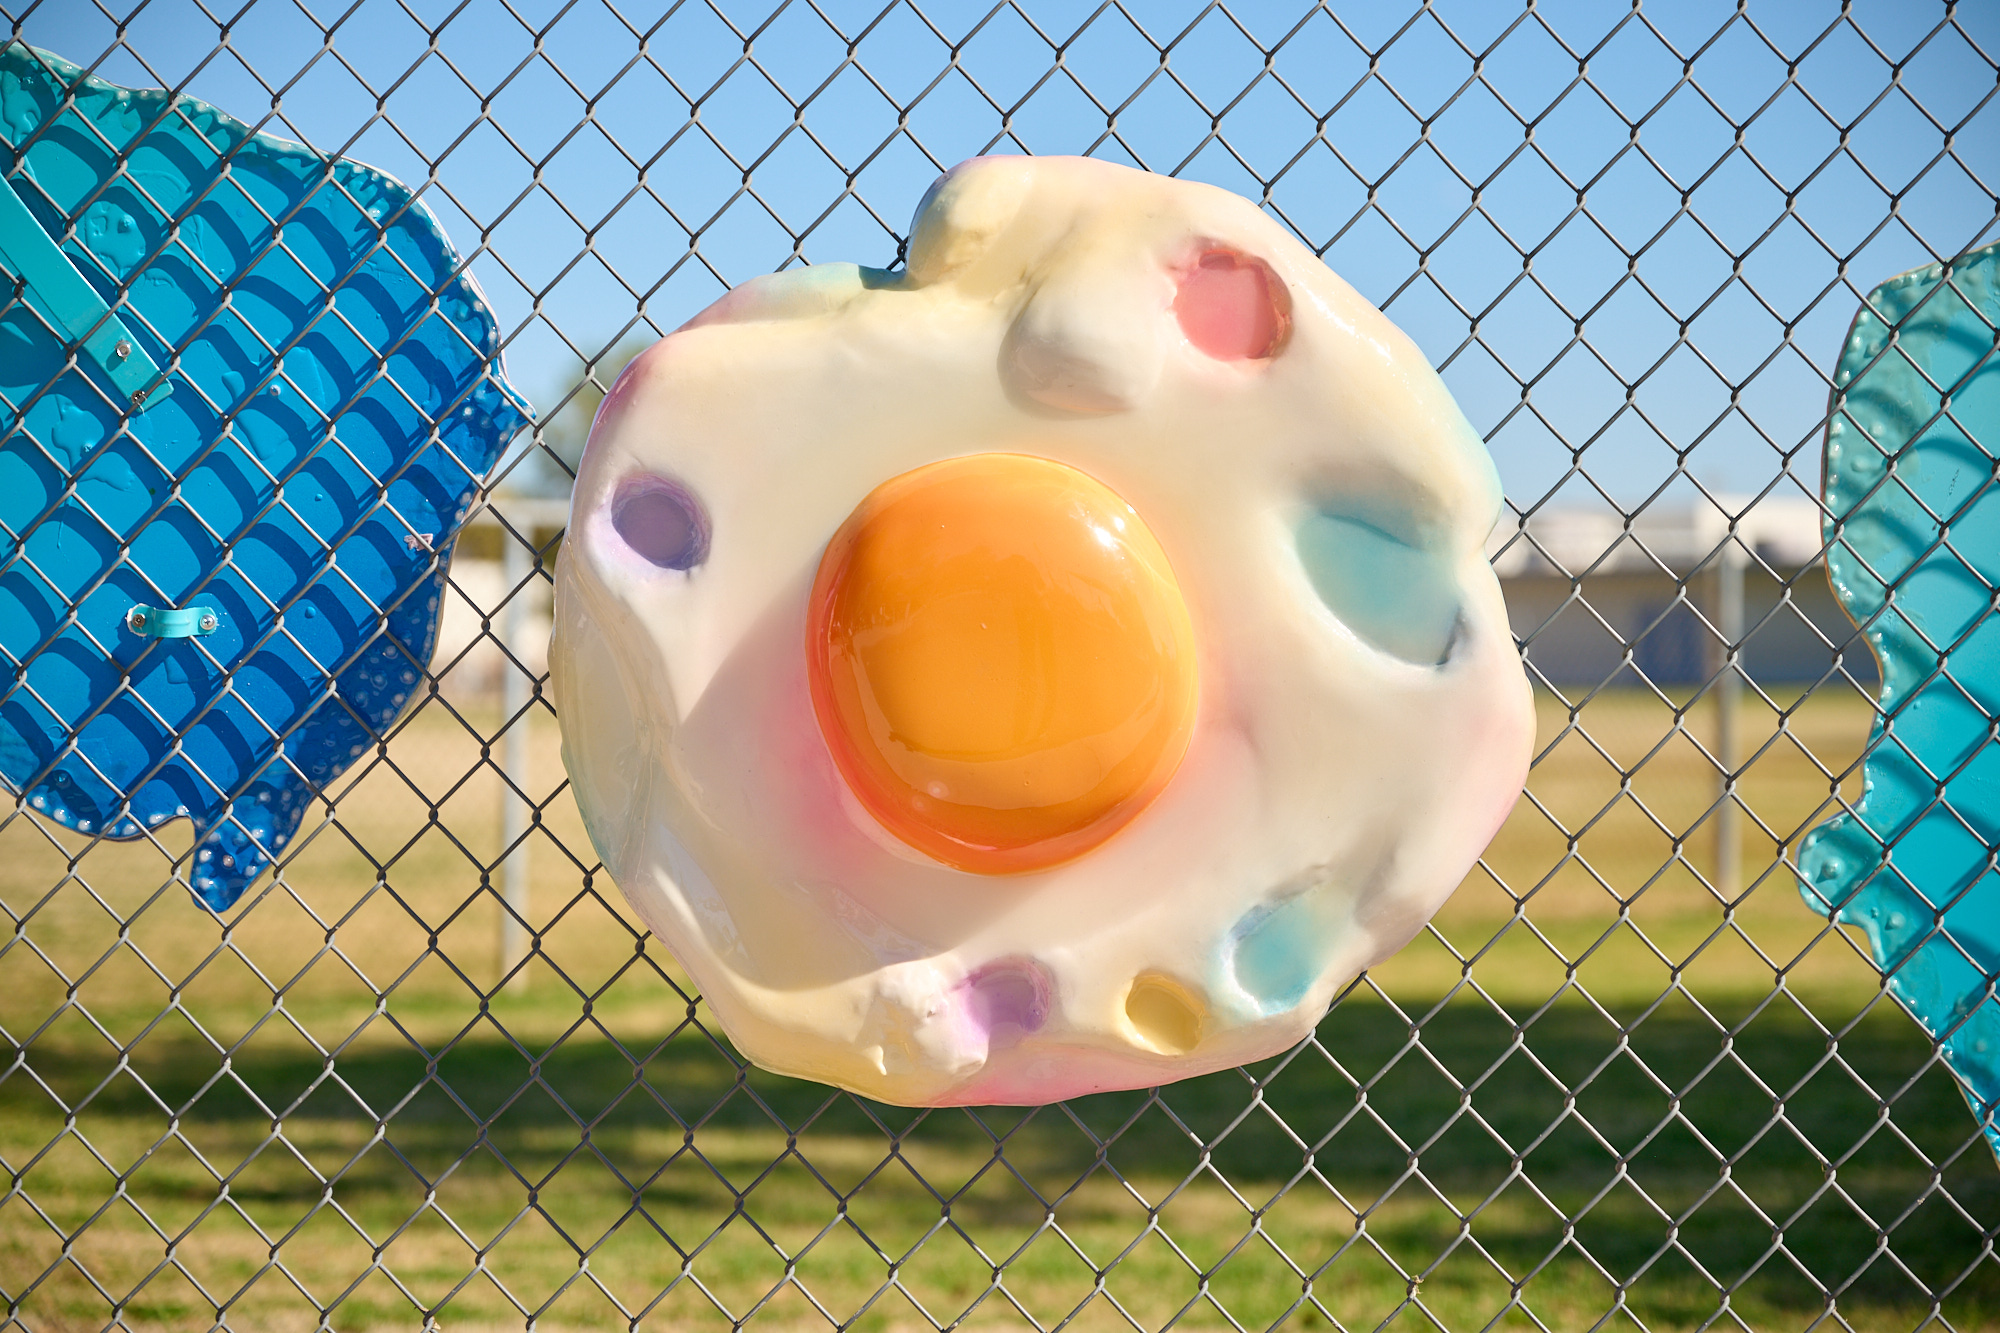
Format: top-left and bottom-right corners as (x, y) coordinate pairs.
(5, 681), (1997, 1332)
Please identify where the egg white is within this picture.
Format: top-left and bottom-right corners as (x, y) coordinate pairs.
(552, 156), (1534, 1105)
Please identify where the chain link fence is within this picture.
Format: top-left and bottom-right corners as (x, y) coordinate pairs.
(3, 1), (1999, 1329)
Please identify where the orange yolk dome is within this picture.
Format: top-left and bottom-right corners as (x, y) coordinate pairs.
(807, 453), (1199, 875)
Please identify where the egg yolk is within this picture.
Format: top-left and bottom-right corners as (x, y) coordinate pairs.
(808, 454), (1199, 875)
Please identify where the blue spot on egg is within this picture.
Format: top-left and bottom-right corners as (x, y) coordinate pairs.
(1227, 873), (1342, 1014)
(1296, 511), (1460, 666)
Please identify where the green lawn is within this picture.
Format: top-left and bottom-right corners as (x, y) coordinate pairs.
(5, 683), (1997, 1332)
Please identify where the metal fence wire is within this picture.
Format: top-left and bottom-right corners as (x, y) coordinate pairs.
(3, 1), (1999, 1330)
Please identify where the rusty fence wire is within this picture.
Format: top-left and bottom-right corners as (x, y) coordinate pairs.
(3, 2), (2000, 1331)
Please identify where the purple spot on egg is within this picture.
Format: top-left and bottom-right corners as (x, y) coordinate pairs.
(611, 475), (710, 571)
(962, 958), (1050, 1045)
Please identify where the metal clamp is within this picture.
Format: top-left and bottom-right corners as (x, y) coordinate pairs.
(125, 605), (219, 638)
(0, 174), (173, 411)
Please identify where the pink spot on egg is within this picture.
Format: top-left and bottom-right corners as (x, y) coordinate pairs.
(584, 341), (673, 448)
(1173, 248), (1290, 361)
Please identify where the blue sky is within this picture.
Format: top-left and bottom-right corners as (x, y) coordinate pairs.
(12, 0), (2000, 520)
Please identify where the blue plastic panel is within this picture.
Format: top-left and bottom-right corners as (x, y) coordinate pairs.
(0, 43), (529, 909)
(1798, 240), (2000, 1152)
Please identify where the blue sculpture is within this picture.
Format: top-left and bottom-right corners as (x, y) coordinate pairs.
(1799, 240), (2000, 1152)
(0, 43), (529, 909)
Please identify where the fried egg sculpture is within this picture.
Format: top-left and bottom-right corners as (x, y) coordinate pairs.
(552, 157), (1534, 1105)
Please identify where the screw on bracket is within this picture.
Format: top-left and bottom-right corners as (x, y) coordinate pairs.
(126, 605), (220, 638)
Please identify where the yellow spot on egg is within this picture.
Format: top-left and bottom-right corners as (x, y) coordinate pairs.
(1124, 973), (1205, 1054)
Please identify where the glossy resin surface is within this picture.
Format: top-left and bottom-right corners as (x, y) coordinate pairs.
(807, 453), (1200, 876)
(0, 45), (528, 908)
(1798, 241), (2000, 1152)
(553, 156), (1535, 1105)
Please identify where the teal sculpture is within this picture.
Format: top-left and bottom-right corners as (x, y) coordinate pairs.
(1798, 240), (2000, 1152)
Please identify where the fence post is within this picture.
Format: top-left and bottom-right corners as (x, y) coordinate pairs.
(500, 507), (534, 992)
(1715, 541), (1744, 898)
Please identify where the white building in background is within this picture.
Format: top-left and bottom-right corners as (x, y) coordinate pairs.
(1489, 494), (1826, 579)
(428, 496), (565, 703)
(1491, 495), (1877, 689)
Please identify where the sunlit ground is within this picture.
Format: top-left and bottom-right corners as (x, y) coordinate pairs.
(5, 683), (1995, 1332)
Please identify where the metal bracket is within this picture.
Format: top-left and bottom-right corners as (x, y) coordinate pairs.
(0, 174), (173, 411)
(125, 605), (218, 638)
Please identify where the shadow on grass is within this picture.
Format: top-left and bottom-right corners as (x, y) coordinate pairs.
(8, 986), (1999, 1327)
